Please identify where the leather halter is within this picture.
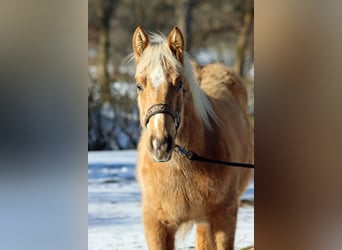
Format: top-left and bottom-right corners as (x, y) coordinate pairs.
(144, 104), (180, 131)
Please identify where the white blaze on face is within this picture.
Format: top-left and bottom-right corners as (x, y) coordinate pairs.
(147, 113), (164, 137)
(154, 113), (162, 130)
(150, 64), (164, 91)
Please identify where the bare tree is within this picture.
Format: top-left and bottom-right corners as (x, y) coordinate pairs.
(233, 0), (253, 76)
(95, 0), (119, 102)
(175, 0), (196, 51)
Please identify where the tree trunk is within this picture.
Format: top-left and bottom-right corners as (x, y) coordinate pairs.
(175, 0), (195, 51)
(96, 0), (115, 103)
(233, 0), (253, 76)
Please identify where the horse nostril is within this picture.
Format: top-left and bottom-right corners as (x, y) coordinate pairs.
(151, 136), (173, 152)
(165, 136), (173, 152)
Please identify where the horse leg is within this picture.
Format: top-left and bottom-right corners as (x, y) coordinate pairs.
(143, 208), (175, 250)
(195, 223), (214, 250)
(211, 204), (238, 250)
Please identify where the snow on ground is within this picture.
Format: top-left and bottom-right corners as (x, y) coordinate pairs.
(88, 151), (254, 250)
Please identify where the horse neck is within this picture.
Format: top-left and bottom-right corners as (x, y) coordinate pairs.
(175, 96), (207, 152)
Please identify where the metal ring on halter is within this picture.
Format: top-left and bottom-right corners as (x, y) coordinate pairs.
(144, 104), (180, 131)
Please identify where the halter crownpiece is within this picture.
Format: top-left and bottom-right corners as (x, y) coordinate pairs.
(144, 103), (180, 131)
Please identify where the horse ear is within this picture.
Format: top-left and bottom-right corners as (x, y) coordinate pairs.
(167, 27), (185, 63)
(132, 26), (149, 62)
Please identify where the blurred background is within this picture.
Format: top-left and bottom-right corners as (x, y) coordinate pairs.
(88, 0), (254, 150)
(88, 2), (254, 248)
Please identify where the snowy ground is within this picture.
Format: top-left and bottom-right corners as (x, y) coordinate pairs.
(88, 151), (254, 250)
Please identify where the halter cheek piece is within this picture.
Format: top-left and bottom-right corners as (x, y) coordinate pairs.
(144, 104), (180, 131)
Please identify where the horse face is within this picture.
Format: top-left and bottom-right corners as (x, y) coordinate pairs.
(136, 67), (185, 162)
(132, 26), (185, 162)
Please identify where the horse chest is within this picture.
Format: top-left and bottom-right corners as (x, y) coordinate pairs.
(141, 166), (218, 220)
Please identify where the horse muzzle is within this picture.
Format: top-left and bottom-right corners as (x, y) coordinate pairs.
(150, 136), (173, 162)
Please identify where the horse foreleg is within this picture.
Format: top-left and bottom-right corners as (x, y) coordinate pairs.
(211, 204), (238, 250)
(143, 208), (175, 250)
(195, 223), (214, 250)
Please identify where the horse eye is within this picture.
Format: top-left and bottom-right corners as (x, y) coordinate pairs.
(175, 79), (183, 91)
(136, 83), (144, 92)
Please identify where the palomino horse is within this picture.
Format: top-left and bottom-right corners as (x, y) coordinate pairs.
(131, 26), (253, 250)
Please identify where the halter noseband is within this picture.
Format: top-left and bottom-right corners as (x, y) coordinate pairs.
(144, 104), (180, 131)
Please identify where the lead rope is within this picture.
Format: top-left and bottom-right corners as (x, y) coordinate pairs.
(174, 145), (254, 169)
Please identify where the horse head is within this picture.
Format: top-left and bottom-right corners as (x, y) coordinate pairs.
(132, 26), (186, 162)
